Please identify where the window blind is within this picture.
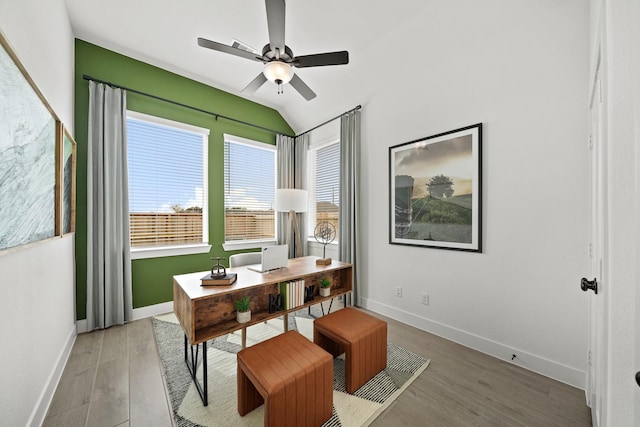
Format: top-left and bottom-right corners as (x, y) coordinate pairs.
(224, 138), (276, 242)
(127, 115), (207, 247)
(308, 142), (340, 240)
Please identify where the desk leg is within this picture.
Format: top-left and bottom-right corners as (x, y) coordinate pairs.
(320, 299), (334, 316)
(184, 335), (208, 406)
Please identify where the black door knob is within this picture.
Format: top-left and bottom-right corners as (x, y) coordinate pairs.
(581, 277), (598, 294)
(636, 371), (640, 388)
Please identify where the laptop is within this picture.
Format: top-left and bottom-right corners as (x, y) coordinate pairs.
(247, 244), (289, 273)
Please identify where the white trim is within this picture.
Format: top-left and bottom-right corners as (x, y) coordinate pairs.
(76, 319), (88, 334)
(308, 136), (339, 150)
(127, 110), (210, 136)
(307, 140), (340, 241)
(131, 243), (212, 260)
(223, 239), (277, 251)
(223, 134), (277, 245)
(76, 301), (175, 334)
(360, 297), (587, 389)
(28, 324), (76, 427)
(307, 240), (339, 248)
(224, 133), (276, 151)
(202, 134), (209, 246)
(131, 301), (174, 320)
(127, 111), (210, 251)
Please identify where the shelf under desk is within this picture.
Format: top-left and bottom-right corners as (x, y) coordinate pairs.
(172, 255), (353, 406)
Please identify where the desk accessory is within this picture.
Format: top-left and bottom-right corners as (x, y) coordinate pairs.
(319, 277), (331, 297)
(235, 296), (251, 323)
(314, 221), (336, 265)
(201, 257), (237, 285)
(269, 293), (284, 313)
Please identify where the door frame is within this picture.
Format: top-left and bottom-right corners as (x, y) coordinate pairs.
(586, 44), (607, 427)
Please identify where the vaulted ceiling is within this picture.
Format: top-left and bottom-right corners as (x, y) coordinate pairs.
(64, 0), (431, 132)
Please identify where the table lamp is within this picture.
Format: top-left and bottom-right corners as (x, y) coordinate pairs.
(275, 188), (308, 258)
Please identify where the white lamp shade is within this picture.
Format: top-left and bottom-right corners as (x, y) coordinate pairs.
(275, 189), (308, 212)
(263, 61), (294, 84)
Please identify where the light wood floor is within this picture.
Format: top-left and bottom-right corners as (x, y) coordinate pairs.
(43, 308), (591, 427)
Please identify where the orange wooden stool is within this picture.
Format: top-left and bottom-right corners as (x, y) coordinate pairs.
(313, 307), (387, 393)
(237, 330), (333, 427)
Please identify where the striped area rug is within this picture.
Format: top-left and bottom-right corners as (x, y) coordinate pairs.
(153, 308), (430, 427)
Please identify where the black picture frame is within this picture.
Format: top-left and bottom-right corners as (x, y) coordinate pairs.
(389, 123), (482, 252)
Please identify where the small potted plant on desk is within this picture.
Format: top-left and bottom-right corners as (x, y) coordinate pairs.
(319, 277), (331, 298)
(235, 295), (251, 324)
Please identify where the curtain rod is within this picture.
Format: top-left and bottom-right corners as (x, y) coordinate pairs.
(295, 104), (361, 138)
(82, 74), (295, 137)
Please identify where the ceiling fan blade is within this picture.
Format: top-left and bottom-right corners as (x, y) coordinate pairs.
(242, 73), (268, 94)
(198, 38), (264, 62)
(289, 74), (316, 100)
(265, 0), (286, 54)
(294, 51), (349, 68)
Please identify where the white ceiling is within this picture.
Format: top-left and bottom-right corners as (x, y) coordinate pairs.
(64, 0), (431, 133)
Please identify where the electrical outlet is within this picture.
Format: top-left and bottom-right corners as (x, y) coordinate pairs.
(395, 287), (403, 297)
(421, 293), (429, 305)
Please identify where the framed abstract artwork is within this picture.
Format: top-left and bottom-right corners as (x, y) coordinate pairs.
(0, 31), (59, 250)
(389, 123), (482, 252)
(56, 124), (77, 235)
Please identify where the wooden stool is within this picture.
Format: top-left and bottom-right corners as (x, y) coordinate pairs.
(237, 330), (333, 427)
(313, 307), (387, 393)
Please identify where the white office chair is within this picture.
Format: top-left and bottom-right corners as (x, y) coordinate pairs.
(229, 252), (261, 268)
(229, 251), (266, 345)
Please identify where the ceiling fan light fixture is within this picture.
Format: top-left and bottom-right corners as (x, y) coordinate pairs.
(263, 61), (294, 85)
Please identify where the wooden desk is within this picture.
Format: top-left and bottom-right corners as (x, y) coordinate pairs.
(172, 256), (353, 405)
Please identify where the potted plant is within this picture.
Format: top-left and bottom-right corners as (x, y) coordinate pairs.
(319, 277), (331, 297)
(235, 295), (251, 323)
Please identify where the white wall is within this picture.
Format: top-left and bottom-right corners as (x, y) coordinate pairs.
(0, 0), (75, 425)
(359, 0), (590, 387)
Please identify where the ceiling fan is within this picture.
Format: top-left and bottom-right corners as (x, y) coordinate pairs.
(197, 0), (349, 100)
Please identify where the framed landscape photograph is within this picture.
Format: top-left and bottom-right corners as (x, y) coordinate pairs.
(389, 123), (482, 252)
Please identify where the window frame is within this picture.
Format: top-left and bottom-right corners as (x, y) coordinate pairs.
(127, 110), (211, 260)
(222, 133), (278, 251)
(307, 137), (340, 247)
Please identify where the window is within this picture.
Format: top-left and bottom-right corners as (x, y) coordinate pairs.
(127, 111), (210, 259)
(307, 141), (340, 241)
(223, 134), (276, 249)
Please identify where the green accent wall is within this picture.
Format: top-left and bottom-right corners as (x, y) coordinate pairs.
(74, 39), (294, 320)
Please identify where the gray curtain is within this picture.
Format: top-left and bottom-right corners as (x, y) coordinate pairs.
(86, 81), (133, 330)
(276, 134), (308, 258)
(295, 133), (309, 251)
(339, 110), (361, 306)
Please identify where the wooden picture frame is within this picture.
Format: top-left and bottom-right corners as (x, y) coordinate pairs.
(389, 123), (482, 252)
(55, 124), (77, 235)
(0, 31), (60, 250)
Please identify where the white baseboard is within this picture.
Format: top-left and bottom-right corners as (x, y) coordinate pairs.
(76, 301), (174, 333)
(360, 297), (586, 389)
(73, 298), (586, 387)
(29, 324), (77, 427)
(131, 301), (174, 320)
(76, 318), (87, 334)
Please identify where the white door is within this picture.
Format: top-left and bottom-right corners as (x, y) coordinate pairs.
(585, 56), (606, 427)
